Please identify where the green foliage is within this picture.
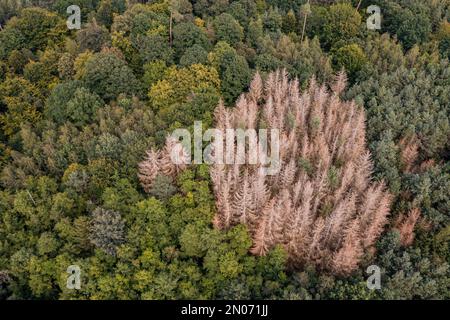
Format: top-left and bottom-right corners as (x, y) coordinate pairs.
(148, 63), (220, 132)
(89, 207), (125, 256)
(135, 34), (174, 65)
(247, 17), (264, 47)
(282, 9), (297, 34)
(179, 44), (208, 67)
(6, 48), (33, 74)
(348, 60), (450, 161)
(0, 7), (65, 57)
(262, 6), (282, 33)
(308, 3), (361, 49)
(0, 76), (43, 137)
(357, 33), (406, 78)
(404, 165), (450, 227)
(65, 88), (104, 127)
(193, 0), (229, 17)
(436, 21), (450, 60)
(142, 59), (167, 88)
(96, 0), (126, 28)
(379, 0), (433, 50)
(375, 231), (450, 299)
(226, 0), (257, 29)
(23, 49), (60, 94)
(208, 41), (251, 104)
(0, 0), (29, 26)
(52, 0), (98, 22)
(332, 43), (367, 80)
(172, 22), (210, 60)
(212, 13), (244, 46)
(0, 60), (6, 81)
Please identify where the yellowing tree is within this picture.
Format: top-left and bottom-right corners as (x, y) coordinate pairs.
(148, 63), (220, 111)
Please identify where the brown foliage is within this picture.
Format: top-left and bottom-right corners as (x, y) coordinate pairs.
(399, 135), (419, 173)
(210, 70), (392, 275)
(398, 134), (438, 175)
(138, 149), (160, 193)
(395, 208), (421, 247)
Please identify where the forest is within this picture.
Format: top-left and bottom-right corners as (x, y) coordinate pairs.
(0, 0), (449, 300)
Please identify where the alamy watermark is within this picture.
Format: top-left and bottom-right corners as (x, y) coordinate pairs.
(366, 265), (381, 290)
(367, 5), (381, 30)
(170, 121), (281, 175)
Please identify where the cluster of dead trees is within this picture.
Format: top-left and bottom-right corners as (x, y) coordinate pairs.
(138, 136), (189, 193)
(209, 70), (393, 275)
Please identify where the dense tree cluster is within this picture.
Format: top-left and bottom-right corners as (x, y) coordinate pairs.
(0, 0), (449, 300)
(209, 71), (392, 276)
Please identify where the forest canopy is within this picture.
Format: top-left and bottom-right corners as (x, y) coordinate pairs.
(0, 0), (449, 300)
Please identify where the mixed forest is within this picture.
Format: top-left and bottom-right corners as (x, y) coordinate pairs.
(0, 0), (449, 299)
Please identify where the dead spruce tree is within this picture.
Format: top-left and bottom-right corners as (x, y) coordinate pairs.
(210, 70), (392, 275)
(138, 136), (190, 192)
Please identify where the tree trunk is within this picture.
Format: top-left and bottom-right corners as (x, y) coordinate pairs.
(356, 0), (363, 11)
(169, 11), (173, 47)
